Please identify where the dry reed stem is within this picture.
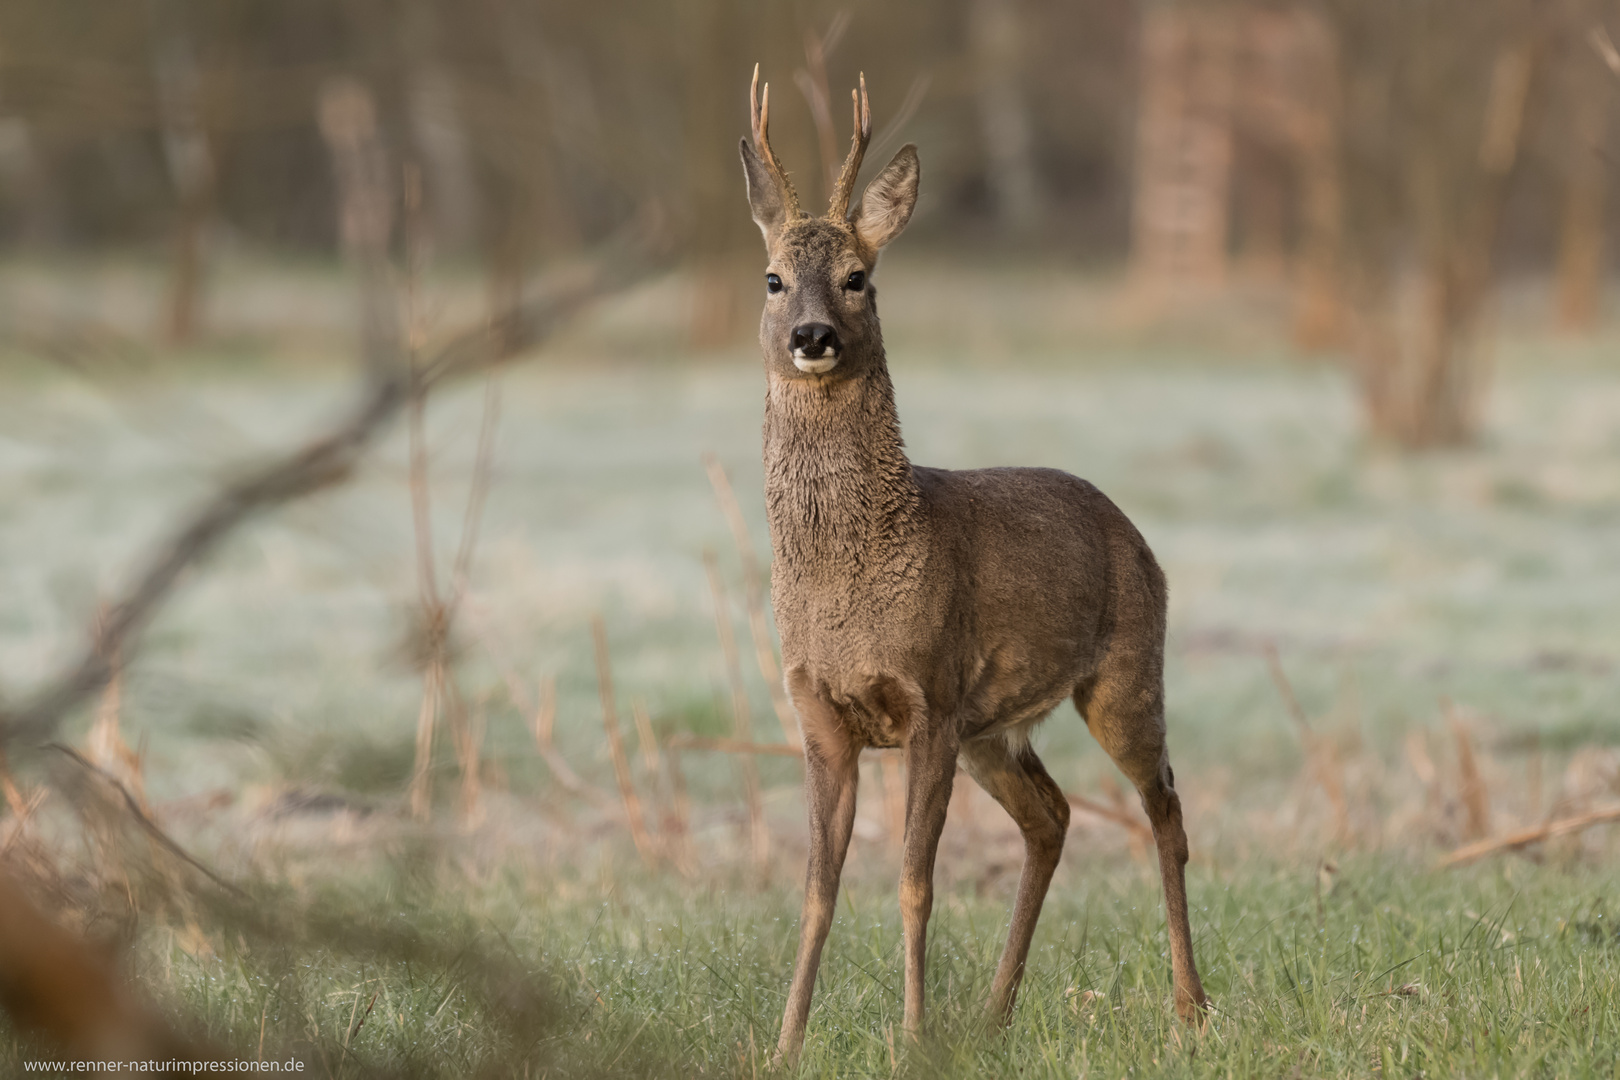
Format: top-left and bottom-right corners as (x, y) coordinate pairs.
(1264, 643), (1349, 841)
(1443, 699), (1491, 841)
(592, 617), (659, 866)
(703, 550), (769, 868)
(1440, 803), (1620, 867)
(409, 660), (440, 821)
(702, 456), (800, 748)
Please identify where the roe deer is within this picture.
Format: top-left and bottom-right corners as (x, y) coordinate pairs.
(739, 66), (1209, 1065)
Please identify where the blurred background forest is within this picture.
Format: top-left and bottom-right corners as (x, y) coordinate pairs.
(6, 0), (1620, 1076)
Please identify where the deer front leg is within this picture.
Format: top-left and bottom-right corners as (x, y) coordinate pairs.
(775, 708), (859, 1067)
(898, 715), (958, 1041)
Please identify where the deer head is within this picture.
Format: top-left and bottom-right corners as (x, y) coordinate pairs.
(740, 65), (920, 381)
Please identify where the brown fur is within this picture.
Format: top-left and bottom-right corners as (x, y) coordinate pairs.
(741, 74), (1208, 1067)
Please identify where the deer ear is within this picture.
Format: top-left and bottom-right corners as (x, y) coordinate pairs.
(740, 138), (788, 246)
(850, 144), (919, 252)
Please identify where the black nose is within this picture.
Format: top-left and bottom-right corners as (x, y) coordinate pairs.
(790, 323), (840, 358)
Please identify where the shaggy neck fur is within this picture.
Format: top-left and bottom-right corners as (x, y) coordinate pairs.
(762, 357), (923, 589)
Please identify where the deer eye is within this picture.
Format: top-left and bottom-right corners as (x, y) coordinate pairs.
(844, 270), (866, 292)
(766, 273), (783, 294)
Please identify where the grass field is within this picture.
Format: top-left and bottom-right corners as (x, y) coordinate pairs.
(2, 258), (1620, 1076)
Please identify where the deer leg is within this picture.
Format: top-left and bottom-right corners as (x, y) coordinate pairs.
(898, 719), (958, 1041)
(1079, 678), (1209, 1021)
(775, 711), (859, 1066)
(958, 736), (1070, 1023)
(1137, 757), (1207, 1020)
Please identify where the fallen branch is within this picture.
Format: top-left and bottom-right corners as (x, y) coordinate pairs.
(0, 224), (671, 756)
(1440, 804), (1620, 868)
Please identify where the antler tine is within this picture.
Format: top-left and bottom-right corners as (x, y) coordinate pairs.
(750, 63), (803, 220)
(828, 72), (871, 221)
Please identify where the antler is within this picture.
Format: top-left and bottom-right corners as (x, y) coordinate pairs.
(827, 72), (871, 220)
(750, 64), (803, 221)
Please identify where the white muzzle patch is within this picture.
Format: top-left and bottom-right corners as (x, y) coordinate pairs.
(792, 351), (839, 374)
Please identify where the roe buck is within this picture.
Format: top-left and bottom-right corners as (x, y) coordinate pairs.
(740, 67), (1209, 1064)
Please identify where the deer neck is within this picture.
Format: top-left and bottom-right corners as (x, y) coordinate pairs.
(762, 359), (922, 579)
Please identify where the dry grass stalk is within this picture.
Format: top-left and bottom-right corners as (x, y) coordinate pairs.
(702, 550), (769, 868)
(665, 735), (805, 757)
(1527, 730), (1542, 821)
(474, 625), (615, 812)
(592, 617), (659, 866)
(631, 698), (663, 780)
(702, 456), (800, 748)
(0, 750), (49, 863)
(1264, 643), (1349, 841)
(84, 662), (150, 815)
(1441, 803), (1620, 868)
(525, 677), (613, 811)
(450, 688), (485, 828)
(1443, 699), (1491, 841)
(661, 738), (697, 878)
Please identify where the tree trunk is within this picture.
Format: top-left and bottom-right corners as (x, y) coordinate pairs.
(1555, 65), (1607, 333)
(970, 0), (1044, 235)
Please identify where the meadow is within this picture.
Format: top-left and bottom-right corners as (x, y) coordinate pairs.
(2, 256), (1620, 1076)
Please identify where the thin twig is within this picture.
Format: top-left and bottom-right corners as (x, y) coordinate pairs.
(46, 744), (243, 897)
(1441, 804), (1620, 867)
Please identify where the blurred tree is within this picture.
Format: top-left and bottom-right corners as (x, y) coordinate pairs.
(1323, 0), (1546, 447)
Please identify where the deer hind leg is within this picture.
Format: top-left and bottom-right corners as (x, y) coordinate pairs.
(959, 734), (1070, 1023)
(776, 681), (860, 1067)
(1077, 671), (1209, 1021)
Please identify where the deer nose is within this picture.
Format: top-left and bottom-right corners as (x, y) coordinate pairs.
(790, 323), (840, 358)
